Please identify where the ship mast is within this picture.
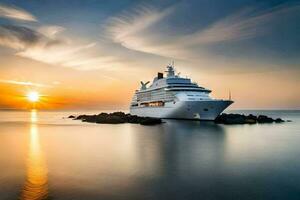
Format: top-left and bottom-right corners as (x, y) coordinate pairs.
(166, 62), (175, 77)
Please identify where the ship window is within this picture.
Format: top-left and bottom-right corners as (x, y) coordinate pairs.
(204, 108), (208, 111)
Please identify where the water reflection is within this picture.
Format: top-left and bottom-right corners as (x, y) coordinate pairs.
(19, 110), (49, 200)
(162, 121), (227, 175)
(133, 120), (226, 179)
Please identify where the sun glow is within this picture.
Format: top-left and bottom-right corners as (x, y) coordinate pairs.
(27, 91), (40, 102)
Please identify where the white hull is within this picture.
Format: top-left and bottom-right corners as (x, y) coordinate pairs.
(130, 100), (233, 120)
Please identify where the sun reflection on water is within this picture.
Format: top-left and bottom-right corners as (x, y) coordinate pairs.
(19, 110), (49, 200)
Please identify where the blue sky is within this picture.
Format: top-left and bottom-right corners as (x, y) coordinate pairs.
(0, 0), (299, 109)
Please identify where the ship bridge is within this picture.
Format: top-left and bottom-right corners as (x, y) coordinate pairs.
(143, 65), (211, 93)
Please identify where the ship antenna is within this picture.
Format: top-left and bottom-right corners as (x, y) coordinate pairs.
(229, 90), (232, 101)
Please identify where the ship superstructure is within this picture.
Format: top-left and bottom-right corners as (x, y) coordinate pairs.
(130, 65), (233, 120)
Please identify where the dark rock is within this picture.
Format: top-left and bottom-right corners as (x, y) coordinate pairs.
(244, 118), (257, 124)
(96, 115), (126, 124)
(127, 115), (142, 124)
(274, 118), (284, 123)
(247, 114), (257, 121)
(140, 117), (162, 125)
(215, 113), (246, 124)
(75, 114), (88, 120)
(257, 115), (274, 123)
(71, 112), (162, 125)
(215, 113), (285, 125)
(68, 115), (75, 119)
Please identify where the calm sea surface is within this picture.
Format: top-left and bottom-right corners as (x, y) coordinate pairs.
(0, 110), (299, 200)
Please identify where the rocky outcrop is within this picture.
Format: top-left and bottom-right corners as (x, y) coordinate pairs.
(70, 112), (162, 125)
(69, 112), (286, 126)
(215, 113), (285, 125)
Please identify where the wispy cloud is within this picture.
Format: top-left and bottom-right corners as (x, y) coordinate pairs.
(0, 24), (112, 70)
(182, 4), (300, 46)
(105, 4), (300, 60)
(181, 8), (265, 45)
(0, 25), (63, 50)
(37, 25), (65, 39)
(17, 42), (111, 70)
(107, 5), (173, 48)
(0, 2), (117, 71)
(0, 0), (131, 73)
(105, 5), (174, 57)
(0, 79), (52, 87)
(0, 3), (37, 21)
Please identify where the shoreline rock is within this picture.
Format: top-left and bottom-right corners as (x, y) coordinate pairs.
(215, 113), (285, 125)
(69, 112), (287, 126)
(70, 112), (162, 125)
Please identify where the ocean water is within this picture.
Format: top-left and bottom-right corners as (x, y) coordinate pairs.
(0, 110), (299, 200)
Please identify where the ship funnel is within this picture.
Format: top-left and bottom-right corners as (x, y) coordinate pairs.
(157, 72), (163, 79)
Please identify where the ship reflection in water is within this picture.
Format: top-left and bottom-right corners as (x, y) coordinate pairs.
(19, 110), (49, 200)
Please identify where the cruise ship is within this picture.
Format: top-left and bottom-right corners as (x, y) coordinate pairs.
(130, 65), (233, 120)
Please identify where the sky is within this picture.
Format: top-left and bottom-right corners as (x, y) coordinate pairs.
(0, 0), (299, 110)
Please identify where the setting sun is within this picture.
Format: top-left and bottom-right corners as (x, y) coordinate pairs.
(27, 91), (40, 103)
